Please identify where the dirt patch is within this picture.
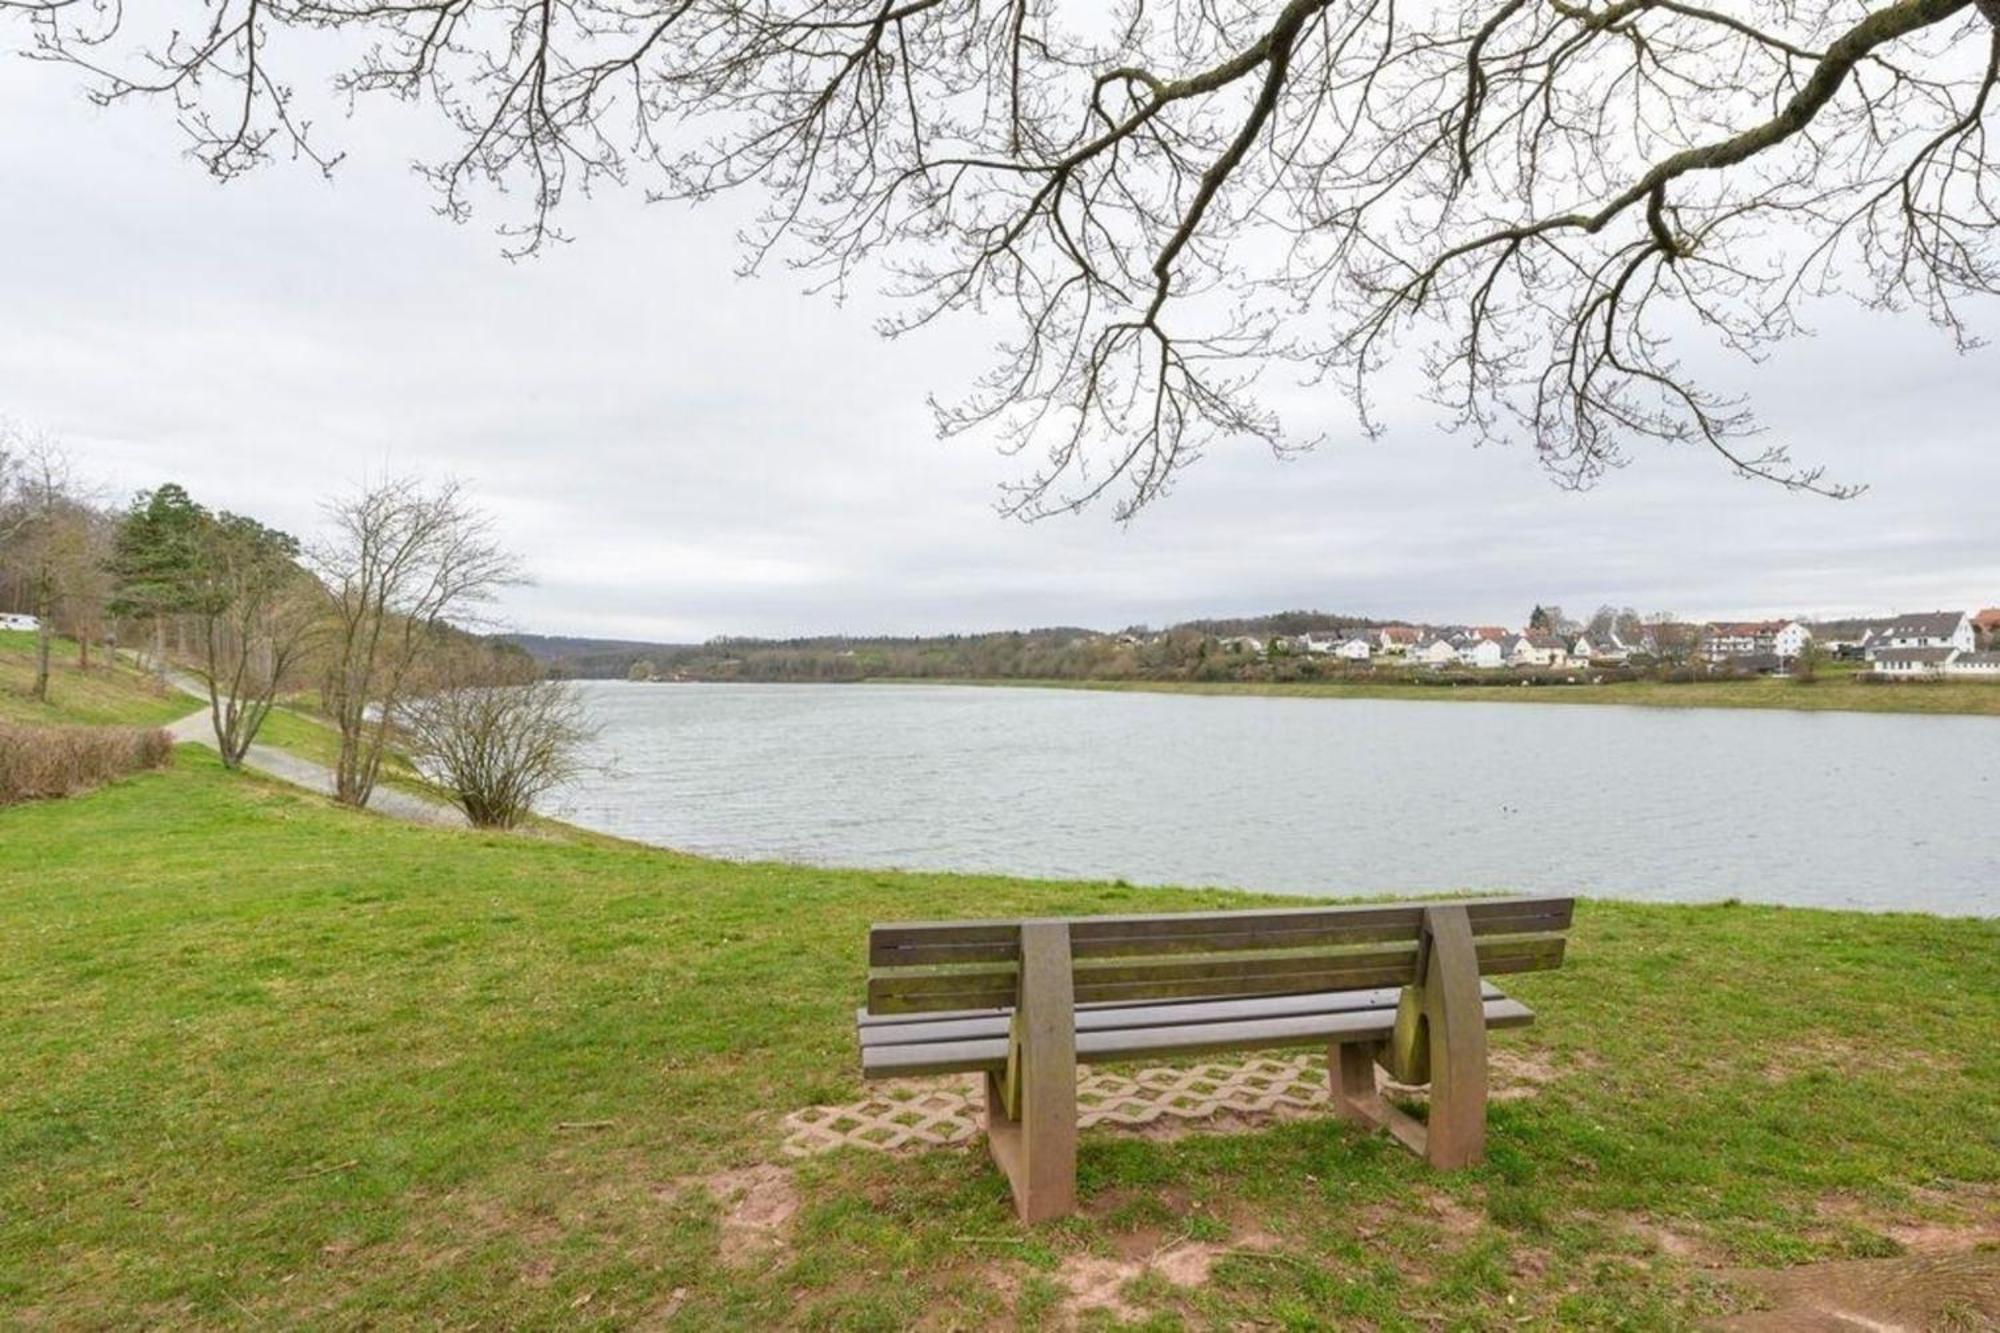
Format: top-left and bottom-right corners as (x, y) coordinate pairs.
(1756, 1034), (1952, 1085)
(1818, 1183), (2000, 1255)
(1421, 1189), (1485, 1239)
(1055, 1254), (1148, 1321)
(1716, 1248), (2000, 1330)
(1621, 1217), (1718, 1264)
(1040, 1230), (1280, 1323)
(1488, 1047), (1560, 1100)
(633, 1287), (689, 1328)
(695, 1164), (799, 1267)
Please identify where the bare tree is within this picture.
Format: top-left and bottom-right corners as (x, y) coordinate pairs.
(12, 0), (2000, 516)
(314, 476), (522, 808)
(401, 645), (597, 828)
(56, 509), (117, 670)
(0, 438), (92, 702)
(188, 512), (323, 768)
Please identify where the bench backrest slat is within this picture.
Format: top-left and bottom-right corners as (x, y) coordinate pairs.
(868, 897), (1571, 968)
(865, 897), (1572, 1015)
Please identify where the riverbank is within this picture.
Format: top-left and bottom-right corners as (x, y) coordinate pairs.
(883, 670), (2000, 716)
(3, 751), (1995, 1328)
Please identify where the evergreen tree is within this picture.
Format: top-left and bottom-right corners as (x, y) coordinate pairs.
(109, 484), (208, 665)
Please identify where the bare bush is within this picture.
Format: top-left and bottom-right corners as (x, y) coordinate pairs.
(0, 724), (173, 804)
(400, 649), (595, 829)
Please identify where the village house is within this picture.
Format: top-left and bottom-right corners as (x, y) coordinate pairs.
(1702, 620), (1784, 661)
(1803, 617), (1893, 657)
(1773, 621), (1812, 659)
(1947, 651), (2000, 677)
(1571, 632), (1626, 665)
(1376, 625), (1421, 654)
(1870, 647), (1956, 678)
(1412, 637), (1459, 668)
(1511, 632), (1569, 669)
(1865, 611), (1975, 660)
(1216, 635), (1265, 656)
(1458, 637), (1505, 669)
(1334, 635), (1374, 661)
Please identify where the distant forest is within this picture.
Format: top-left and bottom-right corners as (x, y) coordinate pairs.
(502, 612), (1380, 684)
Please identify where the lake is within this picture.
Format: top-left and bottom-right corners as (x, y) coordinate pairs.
(555, 681), (2000, 915)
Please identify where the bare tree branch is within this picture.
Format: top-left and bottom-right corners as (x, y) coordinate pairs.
(13, 0), (2000, 513)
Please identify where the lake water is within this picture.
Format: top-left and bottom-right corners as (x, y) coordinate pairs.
(555, 681), (2000, 916)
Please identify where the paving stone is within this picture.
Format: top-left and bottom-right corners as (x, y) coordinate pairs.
(780, 1055), (1334, 1157)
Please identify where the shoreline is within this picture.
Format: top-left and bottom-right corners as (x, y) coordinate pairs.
(846, 672), (2000, 717)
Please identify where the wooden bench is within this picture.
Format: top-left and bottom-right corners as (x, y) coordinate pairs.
(857, 897), (1572, 1221)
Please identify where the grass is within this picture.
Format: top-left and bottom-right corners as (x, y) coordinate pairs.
(2, 752), (1996, 1329)
(901, 666), (2000, 717)
(0, 630), (188, 728)
(0, 631), (435, 799)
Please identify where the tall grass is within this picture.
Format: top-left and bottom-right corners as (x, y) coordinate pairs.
(0, 724), (172, 804)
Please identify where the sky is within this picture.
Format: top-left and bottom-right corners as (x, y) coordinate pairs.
(2, 52), (1996, 643)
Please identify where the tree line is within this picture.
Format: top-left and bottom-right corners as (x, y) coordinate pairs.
(0, 422), (590, 828)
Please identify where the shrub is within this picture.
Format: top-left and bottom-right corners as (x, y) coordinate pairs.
(401, 649), (597, 829)
(0, 724), (173, 804)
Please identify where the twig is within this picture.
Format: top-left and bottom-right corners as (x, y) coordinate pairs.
(1219, 1248), (1315, 1270)
(286, 1159), (358, 1182)
(555, 1120), (618, 1131)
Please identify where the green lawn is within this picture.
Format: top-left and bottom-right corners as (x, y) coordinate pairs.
(0, 630), (188, 728)
(907, 670), (2000, 717)
(2, 754), (1995, 1329)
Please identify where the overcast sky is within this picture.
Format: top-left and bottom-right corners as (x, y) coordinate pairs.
(3, 57), (1996, 643)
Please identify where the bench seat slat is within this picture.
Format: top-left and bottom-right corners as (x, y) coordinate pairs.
(860, 995), (1535, 1078)
(859, 981), (1509, 1048)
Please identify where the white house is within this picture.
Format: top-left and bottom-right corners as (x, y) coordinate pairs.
(1509, 632), (1569, 668)
(1458, 638), (1505, 669)
(1866, 611), (1975, 658)
(1572, 633), (1624, 664)
(1217, 635), (1265, 656)
(1297, 632), (1339, 655)
(1944, 651), (2000, 677)
(1334, 636), (1373, 662)
(1703, 621), (1784, 661)
(0, 612), (39, 632)
(1412, 638), (1459, 668)
(1871, 647), (1955, 678)
(1773, 621), (1812, 660)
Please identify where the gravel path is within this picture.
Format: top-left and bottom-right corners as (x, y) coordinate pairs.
(162, 679), (466, 828)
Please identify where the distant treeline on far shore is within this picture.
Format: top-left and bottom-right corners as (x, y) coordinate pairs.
(503, 605), (1924, 686)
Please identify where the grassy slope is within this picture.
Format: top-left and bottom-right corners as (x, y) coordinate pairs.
(896, 667), (2000, 717)
(2, 753), (1995, 1329)
(0, 632), (434, 796)
(0, 630), (188, 728)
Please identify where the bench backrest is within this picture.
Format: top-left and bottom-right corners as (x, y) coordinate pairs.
(867, 896), (1573, 1015)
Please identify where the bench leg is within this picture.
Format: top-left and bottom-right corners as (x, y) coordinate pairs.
(1331, 906), (1488, 1169)
(985, 921), (1077, 1223)
(1330, 1041), (1381, 1126)
(1420, 904), (1488, 1169)
(1329, 1040), (1429, 1156)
